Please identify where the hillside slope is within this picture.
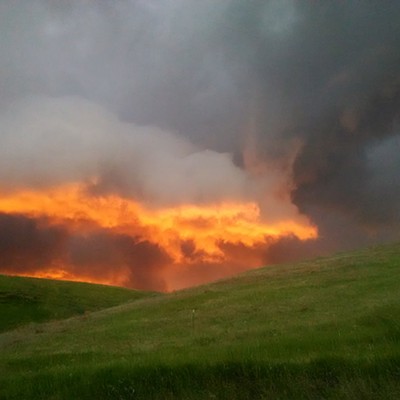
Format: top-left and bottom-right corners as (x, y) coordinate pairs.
(0, 274), (156, 332)
(1, 242), (400, 399)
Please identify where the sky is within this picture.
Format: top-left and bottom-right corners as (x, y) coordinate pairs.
(0, 1), (399, 291)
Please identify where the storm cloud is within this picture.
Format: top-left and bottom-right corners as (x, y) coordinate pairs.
(0, 1), (399, 285)
(0, 212), (170, 290)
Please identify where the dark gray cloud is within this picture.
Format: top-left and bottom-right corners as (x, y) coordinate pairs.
(68, 232), (171, 291)
(0, 213), (66, 272)
(0, 213), (170, 290)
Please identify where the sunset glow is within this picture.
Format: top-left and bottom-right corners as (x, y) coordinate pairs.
(0, 183), (317, 290)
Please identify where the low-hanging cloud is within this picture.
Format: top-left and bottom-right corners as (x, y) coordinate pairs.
(0, 96), (253, 206)
(0, 212), (170, 290)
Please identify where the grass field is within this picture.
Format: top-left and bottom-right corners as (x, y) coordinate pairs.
(0, 274), (156, 332)
(1, 242), (400, 399)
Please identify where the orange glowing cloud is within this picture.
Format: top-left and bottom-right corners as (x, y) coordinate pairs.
(0, 96), (320, 290)
(0, 183), (317, 290)
(0, 183), (317, 289)
(0, 183), (316, 257)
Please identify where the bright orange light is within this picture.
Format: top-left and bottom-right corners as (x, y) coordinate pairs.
(0, 183), (317, 289)
(13, 269), (121, 287)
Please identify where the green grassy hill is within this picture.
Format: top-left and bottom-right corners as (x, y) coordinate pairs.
(0, 274), (156, 332)
(1, 243), (400, 399)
